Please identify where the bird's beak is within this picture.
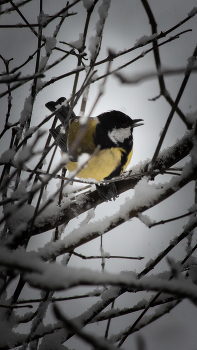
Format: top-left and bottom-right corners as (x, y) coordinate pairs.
(132, 119), (144, 128)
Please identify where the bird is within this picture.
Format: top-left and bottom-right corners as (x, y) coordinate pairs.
(46, 97), (143, 200)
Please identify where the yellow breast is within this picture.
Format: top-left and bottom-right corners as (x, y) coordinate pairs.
(66, 148), (123, 181)
(66, 118), (133, 181)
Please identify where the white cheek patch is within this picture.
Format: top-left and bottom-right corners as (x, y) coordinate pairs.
(108, 126), (131, 144)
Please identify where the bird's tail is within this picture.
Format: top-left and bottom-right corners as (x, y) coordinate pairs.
(45, 97), (75, 153)
(45, 96), (76, 126)
(49, 125), (68, 153)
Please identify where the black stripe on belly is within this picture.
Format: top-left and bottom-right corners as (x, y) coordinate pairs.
(104, 150), (128, 180)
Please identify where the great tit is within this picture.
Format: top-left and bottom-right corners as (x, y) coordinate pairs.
(46, 97), (143, 200)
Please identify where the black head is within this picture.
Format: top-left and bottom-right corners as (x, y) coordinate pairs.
(95, 110), (143, 152)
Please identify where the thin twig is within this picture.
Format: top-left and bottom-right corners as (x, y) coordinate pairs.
(53, 304), (118, 350)
(16, 290), (103, 305)
(149, 44), (197, 173)
(3, 146), (101, 250)
(105, 300), (115, 339)
(0, 0), (32, 15)
(0, 25), (191, 99)
(117, 220), (197, 347)
(0, 55), (13, 138)
(42, 0), (82, 27)
(115, 299), (182, 344)
(115, 65), (197, 85)
(0, 23), (39, 28)
(140, 0), (193, 128)
(9, 0), (38, 36)
(73, 252), (144, 260)
(92, 295), (181, 323)
(0, 303), (32, 309)
(149, 211), (194, 228)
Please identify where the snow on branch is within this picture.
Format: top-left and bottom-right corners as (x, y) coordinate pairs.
(25, 129), (194, 237)
(91, 294), (180, 323)
(89, 0), (111, 61)
(37, 195), (197, 263)
(0, 72), (44, 83)
(54, 304), (118, 350)
(0, 246), (197, 304)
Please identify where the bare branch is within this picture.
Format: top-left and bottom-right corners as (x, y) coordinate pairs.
(53, 304), (118, 350)
(114, 65), (197, 85)
(149, 44), (197, 173)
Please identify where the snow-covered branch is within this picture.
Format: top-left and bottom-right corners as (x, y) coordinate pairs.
(0, 247), (197, 303)
(22, 129), (194, 237)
